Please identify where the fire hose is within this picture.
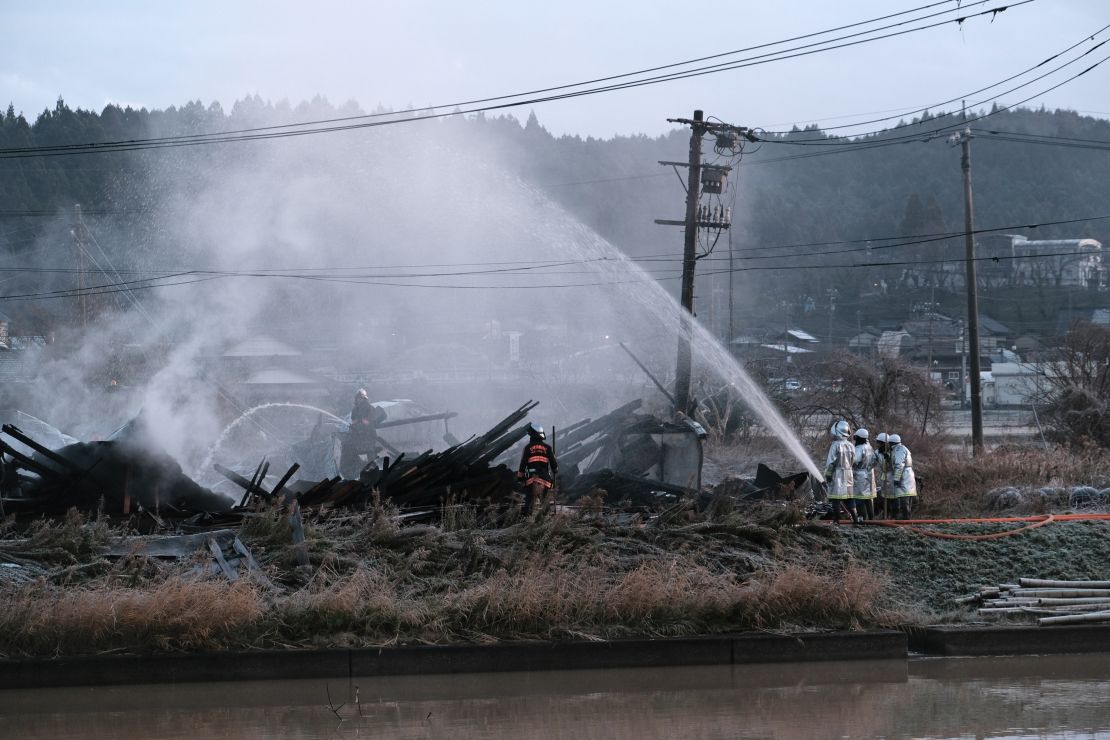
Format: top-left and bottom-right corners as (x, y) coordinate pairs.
(859, 513), (1110, 541)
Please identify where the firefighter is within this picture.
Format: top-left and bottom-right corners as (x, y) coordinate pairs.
(517, 423), (558, 517)
(824, 420), (856, 523)
(852, 428), (877, 520)
(888, 433), (917, 520)
(874, 432), (897, 519)
(341, 388), (387, 479)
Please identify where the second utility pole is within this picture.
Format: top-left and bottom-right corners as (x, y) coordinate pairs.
(954, 126), (985, 453)
(674, 110), (706, 416)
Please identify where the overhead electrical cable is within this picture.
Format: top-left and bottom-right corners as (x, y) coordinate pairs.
(758, 21), (1110, 137)
(0, 1), (1028, 159)
(753, 39), (1110, 148)
(2, 212), (1107, 280)
(5, 0), (983, 152)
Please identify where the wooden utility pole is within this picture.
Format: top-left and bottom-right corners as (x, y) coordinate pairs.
(953, 127), (984, 452)
(674, 110), (706, 415)
(656, 110), (753, 415)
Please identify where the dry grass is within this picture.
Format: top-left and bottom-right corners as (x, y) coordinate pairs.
(0, 506), (893, 657)
(743, 563), (889, 629)
(917, 446), (1110, 516)
(0, 579), (262, 656)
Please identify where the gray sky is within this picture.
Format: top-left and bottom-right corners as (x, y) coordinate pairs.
(3, 1), (1109, 138)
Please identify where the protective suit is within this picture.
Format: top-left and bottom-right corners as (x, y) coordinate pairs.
(874, 432), (895, 516)
(890, 435), (916, 497)
(852, 429), (877, 518)
(889, 434), (917, 519)
(824, 420), (854, 502)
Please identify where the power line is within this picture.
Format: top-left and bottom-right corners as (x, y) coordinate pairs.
(4, 241), (1103, 302)
(700, 247), (1104, 278)
(10, 0), (981, 153)
(753, 40), (1110, 150)
(973, 128), (1110, 151)
(758, 22), (1110, 137)
(0, 1), (1027, 159)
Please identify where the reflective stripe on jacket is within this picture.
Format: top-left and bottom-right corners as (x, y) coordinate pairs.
(518, 442), (558, 481)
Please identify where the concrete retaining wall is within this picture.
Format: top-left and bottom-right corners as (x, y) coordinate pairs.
(9, 623), (1108, 691)
(0, 631), (906, 690)
(912, 624), (1110, 656)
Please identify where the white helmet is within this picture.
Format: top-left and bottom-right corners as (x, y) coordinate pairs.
(830, 420), (850, 438)
(356, 388), (368, 398)
(875, 432), (889, 443)
(889, 434), (902, 445)
(854, 428), (869, 440)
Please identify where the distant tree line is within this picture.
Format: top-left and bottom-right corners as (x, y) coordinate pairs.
(3, 96), (1110, 339)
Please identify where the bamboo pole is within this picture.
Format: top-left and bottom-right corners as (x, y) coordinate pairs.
(1038, 609), (1110, 626)
(1010, 589), (1110, 598)
(1037, 597), (1110, 606)
(1019, 578), (1110, 589)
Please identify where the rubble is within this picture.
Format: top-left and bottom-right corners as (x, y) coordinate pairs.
(0, 398), (807, 542)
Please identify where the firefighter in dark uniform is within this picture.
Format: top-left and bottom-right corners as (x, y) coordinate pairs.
(341, 388), (387, 478)
(518, 423), (558, 516)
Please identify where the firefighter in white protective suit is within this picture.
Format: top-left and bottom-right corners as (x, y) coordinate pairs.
(873, 432), (895, 518)
(888, 433), (917, 519)
(824, 420), (857, 523)
(852, 428), (877, 520)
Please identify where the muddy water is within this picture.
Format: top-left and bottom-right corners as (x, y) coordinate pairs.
(1, 655), (1109, 738)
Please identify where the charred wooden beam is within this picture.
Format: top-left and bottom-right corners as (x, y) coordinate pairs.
(0, 426), (81, 474)
(378, 412), (459, 429)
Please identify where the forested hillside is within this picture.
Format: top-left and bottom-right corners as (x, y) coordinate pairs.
(3, 97), (1109, 340)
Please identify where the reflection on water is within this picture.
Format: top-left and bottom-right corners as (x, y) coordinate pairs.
(0, 655), (1109, 738)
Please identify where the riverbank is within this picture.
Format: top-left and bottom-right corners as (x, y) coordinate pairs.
(4, 503), (1110, 664)
(7, 623), (1110, 690)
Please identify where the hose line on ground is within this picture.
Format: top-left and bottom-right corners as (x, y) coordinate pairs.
(863, 514), (1057, 541)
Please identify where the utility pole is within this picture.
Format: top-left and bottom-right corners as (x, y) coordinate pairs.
(950, 127), (984, 453)
(656, 110), (754, 415)
(674, 111), (704, 416)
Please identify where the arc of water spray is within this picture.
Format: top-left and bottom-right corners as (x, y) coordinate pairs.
(196, 402), (346, 477)
(520, 180), (823, 481)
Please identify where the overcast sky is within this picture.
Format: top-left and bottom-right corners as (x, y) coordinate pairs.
(3, 1), (1109, 139)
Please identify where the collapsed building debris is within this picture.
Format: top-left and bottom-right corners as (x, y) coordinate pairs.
(0, 525), (267, 586)
(0, 398), (810, 535)
(0, 420), (231, 516)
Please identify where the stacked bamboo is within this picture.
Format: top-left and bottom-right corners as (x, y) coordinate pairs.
(961, 578), (1110, 626)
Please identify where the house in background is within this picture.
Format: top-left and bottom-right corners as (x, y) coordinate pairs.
(978, 234), (1104, 289)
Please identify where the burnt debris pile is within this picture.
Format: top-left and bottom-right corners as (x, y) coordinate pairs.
(0, 398), (807, 529)
(0, 420), (231, 517)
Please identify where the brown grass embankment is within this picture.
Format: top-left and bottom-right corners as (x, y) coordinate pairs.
(0, 508), (895, 657)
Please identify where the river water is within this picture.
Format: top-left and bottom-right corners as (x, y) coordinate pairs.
(1, 655), (1108, 738)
